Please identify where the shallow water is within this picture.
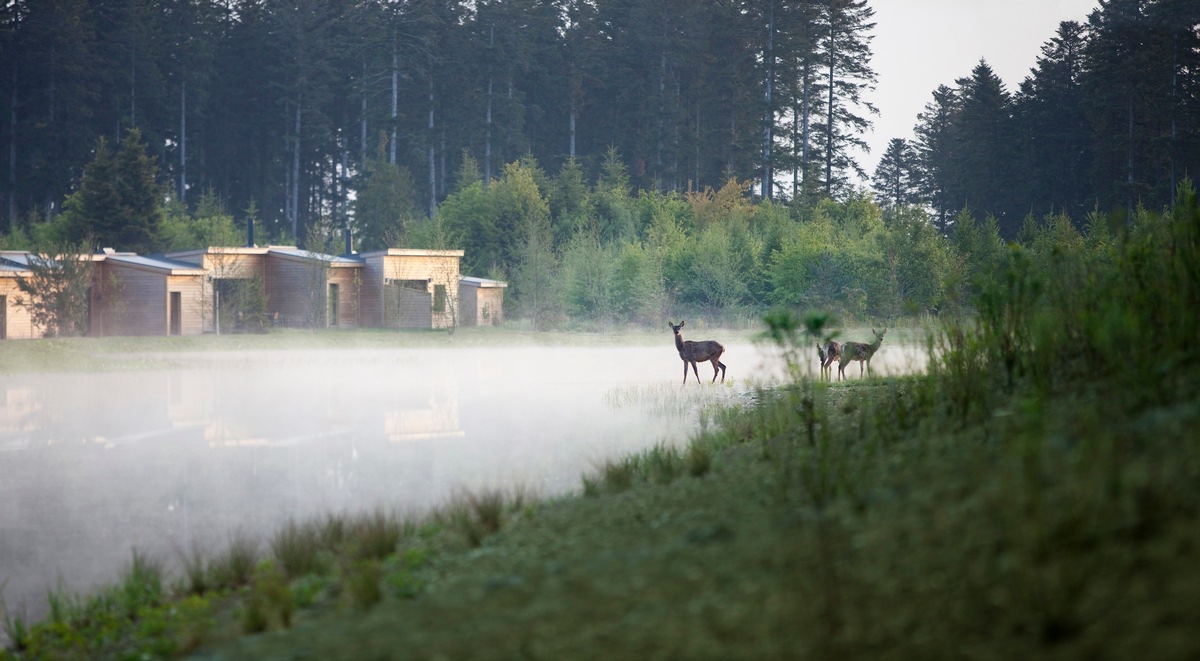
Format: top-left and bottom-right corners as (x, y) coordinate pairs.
(0, 338), (926, 621)
(0, 343), (756, 620)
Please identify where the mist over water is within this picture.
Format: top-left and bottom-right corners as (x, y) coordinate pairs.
(0, 338), (925, 621)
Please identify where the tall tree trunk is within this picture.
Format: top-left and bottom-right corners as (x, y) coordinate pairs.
(801, 59), (811, 183)
(485, 24), (494, 188)
(695, 104), (700, 189)
(428, 65), (436, 218)
(130, 50), (136, 126)
(792, 97), (799, 200)
(826, 23), (835, 196)
(390, 37), (398, 165)
(8, 62), (16, 232)
(361, 56), (368, 169)
(762, 0), (775, 200)
(657, 50), (666, 192)
(1170, 30), (1178, 200)
(1126, 95), (1134, 221)
(292, 99), (301, 239)
(179, 78), (187, 202)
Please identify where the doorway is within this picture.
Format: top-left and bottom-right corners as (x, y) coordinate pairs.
(169, 292), (182, 336)
(327, 283), (339, 327)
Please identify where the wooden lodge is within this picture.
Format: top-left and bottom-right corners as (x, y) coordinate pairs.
(0, 245), (504, 340)
(1, 250), (207, 339)
(459, 277), (508, 327)
(0, 254), (36, 339)
(90, 252), (207, 337)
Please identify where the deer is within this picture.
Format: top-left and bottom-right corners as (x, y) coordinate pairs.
(838, 328), (887, 380)
(817, 340), (841, 381)
(669, 321), (727, 384)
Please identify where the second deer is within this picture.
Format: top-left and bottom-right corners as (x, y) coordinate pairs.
(817, 340), (841, 381)
(669, 321), (727, 384)
(838, 328), (887, 380)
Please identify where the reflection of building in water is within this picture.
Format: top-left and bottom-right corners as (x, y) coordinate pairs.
(385, 385), (463, 442)
(0, 386), (36, 450)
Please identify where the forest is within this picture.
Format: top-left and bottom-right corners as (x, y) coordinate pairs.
(1, 0), (1198, 325)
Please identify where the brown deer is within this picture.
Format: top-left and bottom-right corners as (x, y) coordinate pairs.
(817, 340), (841, 381)
(838, 328), (887, 380)
(669, 321), (727, 384)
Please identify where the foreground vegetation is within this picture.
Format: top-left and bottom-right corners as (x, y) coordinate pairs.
(3, 187), (1199, 659)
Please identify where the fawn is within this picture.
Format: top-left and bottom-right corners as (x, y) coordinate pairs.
(817, 340), (841, 380)
(838, 328), (886, 380)
(669, 321), (727, 384)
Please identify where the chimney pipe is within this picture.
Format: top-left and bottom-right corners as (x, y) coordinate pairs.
(344, 226), (353, 255)
(246, 215), (255, 248)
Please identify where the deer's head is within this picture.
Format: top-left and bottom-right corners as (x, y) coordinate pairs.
(872, 328), (887, 343)
(669, 320), (685, 335)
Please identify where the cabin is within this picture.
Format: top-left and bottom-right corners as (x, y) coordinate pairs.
(458, 277), (508, 326)
(261, 248), (364, 329)
(90, 253), (207, 336)
(166, 245), (366, 331)
(0, 254), (39, 339)
(357, 249), (465, 330)
(0, 244), (506, 339)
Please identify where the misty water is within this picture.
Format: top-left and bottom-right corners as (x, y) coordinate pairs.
(0, 338), (926, 621)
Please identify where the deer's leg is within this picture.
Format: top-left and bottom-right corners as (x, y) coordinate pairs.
(682, 360), (689, 384)
(691, 361), (701, 384)
(718, 361), (727, 383)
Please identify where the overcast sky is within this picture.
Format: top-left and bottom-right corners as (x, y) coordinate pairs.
(858, 0), (1101, 180)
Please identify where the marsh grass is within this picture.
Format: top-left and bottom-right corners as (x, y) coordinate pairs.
(348, 508), (405, 561)
(174, 543), (210, 596)
(119, 549), (165, 617)
(438, 486), (533, 548)
(603, 382), (740, 418)
(211, 533), (259, 590)
(270, 519), (326, 579)
(1, 607), (28, 652)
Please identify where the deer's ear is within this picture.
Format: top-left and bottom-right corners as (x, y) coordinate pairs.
(680, 320), (685, 327)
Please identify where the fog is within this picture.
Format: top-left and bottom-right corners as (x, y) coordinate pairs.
(0, 337), (926, 621)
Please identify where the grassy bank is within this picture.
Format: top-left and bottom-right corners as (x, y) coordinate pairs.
(3, 189), (1199, 658)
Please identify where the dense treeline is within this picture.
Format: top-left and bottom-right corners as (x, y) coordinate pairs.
(0, 0), (876, 241)
(874, 0), (1200, 237)
(2, 0), (1198, 328)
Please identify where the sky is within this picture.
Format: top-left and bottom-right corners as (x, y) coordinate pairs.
(858, 0), (1102, 180)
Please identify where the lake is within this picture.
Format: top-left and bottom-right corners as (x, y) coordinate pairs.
(0, 336), (926, 622)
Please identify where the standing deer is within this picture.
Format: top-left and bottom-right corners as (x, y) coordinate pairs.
(817, 340), (841, 381)
(669, 321), (727, 384)
(838, 328), (887, 380)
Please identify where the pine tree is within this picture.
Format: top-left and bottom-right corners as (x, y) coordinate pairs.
(1013, 21), (1091, 220)
(354, 138), (420, 251)
(913, 85), (961, 233)
(871, 138), (920, 211)
(111, 127), (164, 253)
(950, 60), (1017, 236)
(816, 0), (878, 197)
